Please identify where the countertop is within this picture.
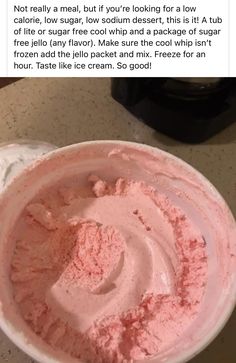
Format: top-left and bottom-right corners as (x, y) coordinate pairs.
(0, 78), (235, 363)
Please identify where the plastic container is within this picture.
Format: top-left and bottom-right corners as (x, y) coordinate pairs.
(0, 141), (235, 363)
(0, 140), (57, 191)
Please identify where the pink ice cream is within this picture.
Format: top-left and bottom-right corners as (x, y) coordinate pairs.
(10, 173), (207, 363)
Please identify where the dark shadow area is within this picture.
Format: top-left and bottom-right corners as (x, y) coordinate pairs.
(0, 78), (22, 89)
(189, 308), (236, 363)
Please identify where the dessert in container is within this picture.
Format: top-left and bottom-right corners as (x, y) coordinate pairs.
(0, 140), (235, 363)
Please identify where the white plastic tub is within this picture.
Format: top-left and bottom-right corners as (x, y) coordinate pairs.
(0, 141), (235, 363)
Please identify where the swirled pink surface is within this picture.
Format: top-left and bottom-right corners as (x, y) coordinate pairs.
(10, 173), (207, 363)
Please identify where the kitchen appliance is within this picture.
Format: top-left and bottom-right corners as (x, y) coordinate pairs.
(111, 78), (236, 143)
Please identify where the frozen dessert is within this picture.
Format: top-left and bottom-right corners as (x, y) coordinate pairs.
(10, 172), (207, 363)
